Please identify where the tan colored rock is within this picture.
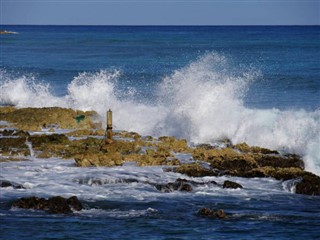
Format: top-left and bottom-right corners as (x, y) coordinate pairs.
(0, 107), (101, 131)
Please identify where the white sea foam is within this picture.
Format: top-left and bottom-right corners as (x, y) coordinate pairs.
(1, 52), (319, 175)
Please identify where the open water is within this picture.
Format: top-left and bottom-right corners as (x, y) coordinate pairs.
(0, 26), (320, 239)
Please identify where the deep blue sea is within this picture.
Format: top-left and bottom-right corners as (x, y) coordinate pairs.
(0, 26), (320, 240)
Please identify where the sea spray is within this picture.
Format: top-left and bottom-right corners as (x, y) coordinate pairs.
(0, 70), (64, 107)
(0, 53), (319, 175)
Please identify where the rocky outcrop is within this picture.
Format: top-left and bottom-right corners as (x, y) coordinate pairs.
(198, 208), (227, 219)
(0, 107), (100, 131)
(223, 180), (243, 189)
(12, 196), (83, 214)
(295, 174), (320, 196)
(1, 107), (318, 196)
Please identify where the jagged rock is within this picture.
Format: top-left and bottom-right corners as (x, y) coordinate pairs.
(223, 180), (243, 189)
(295, 174), (320, 196)
(12, 196), (83, 214)
(198, 208), (227, 219)
(0, 180), (25, 189)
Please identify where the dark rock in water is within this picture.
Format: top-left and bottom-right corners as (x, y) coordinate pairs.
(223, 180), (243, 189)
(198, 208), (227, 219)
(0, 180), (25, 189)
(295, 174), (320, 196)
(67, 196), (83, 211)
(155, 178), (218, 193)
(12, 196), (83, 214)
(155, 179), (193, 193)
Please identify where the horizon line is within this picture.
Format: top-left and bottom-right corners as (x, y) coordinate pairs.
(1, 24), (319, 27)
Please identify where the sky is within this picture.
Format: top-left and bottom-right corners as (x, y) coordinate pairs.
(0, 0), (319, 25)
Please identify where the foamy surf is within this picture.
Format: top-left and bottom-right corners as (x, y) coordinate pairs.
(1, 53), (319, 175)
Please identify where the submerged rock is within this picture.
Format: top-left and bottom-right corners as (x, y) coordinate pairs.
(198, 208), (227, 219)
(155, 179), (193, 193)
(0, 180), (25, 189)
(223, 180), (243, 189)
(12, 196), (83, 214)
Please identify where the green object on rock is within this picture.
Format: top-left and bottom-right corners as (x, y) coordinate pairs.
(75, 115), (85, 123)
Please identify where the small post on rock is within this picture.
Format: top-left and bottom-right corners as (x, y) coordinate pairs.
(106, 109), (113, 143)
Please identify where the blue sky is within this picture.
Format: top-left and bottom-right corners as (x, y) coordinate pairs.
(1, 0), (319, 25)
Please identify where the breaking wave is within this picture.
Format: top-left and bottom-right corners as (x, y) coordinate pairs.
(1, 53), (319, 175)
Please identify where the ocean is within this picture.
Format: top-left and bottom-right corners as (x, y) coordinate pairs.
(0, 25), (320, 239)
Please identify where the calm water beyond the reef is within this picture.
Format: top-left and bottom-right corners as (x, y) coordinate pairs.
(0, 26), (320, 240)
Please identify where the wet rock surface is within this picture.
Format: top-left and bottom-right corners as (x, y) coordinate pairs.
(12, 196), (83, 214)
(223, 180), (243, 189)
(295, 174), (320, 196)
(155, 179), (193, 192)
(198, 208), (227, 219)
(155, 178), (219, 193)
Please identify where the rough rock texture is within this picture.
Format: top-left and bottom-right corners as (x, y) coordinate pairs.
(0, 137), (30, 156)
(295, 174), (320, 196)
(12, 196), (83, 214)
(0, 107), (100, 131)
(223, 180), (243, 189)
(74, 152), (123, 167)
(198, 208), (227, 219)
(173, 163), (217, 177)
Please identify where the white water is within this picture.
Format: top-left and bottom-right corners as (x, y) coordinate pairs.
(1, 53), (319, 175)
(0, 157), (287, 202)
